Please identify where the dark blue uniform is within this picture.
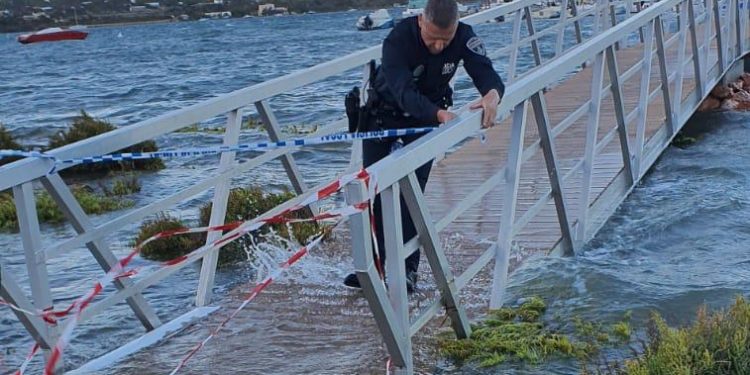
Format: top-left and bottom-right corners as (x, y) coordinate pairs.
(363, 16), (504, 281)
(373, 16), (505, 125)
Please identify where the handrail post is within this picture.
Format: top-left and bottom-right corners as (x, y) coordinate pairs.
(196, 109), (242, 306)
(555, 0), (570, 58)
(344, 180), (409, 369)
(687, 0), (704, 97)
(655, 15), (676, 135)
(490, 100), (528, 308)
(380, 183), (413, 374)
(12, 182), (60, 370)
(576, 51), (606, 247)
(508, 9), (523, 84)
(672, 2), (689, 125)
(713, 0), (726, 72)
(634, 20), (655, 179)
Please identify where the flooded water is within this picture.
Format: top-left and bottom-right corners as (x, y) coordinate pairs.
(1, 8), (741, 375)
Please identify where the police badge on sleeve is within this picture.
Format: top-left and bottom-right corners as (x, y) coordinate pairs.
(466, 36), (486, 56)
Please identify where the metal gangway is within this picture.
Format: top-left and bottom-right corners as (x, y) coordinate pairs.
(1, 0), (748, 372)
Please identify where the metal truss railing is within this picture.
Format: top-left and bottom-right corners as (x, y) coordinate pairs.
(2, 0), (744, 372)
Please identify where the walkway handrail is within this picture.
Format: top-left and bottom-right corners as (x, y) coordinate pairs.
(348, 0), (750, 372)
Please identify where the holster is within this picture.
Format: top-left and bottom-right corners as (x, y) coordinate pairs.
(344, 59), (380, 133)
(344, 86), (360, 133)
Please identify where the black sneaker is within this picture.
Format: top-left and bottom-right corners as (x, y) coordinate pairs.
(406, 271), (418, 294)
(343, 273), (361, 289)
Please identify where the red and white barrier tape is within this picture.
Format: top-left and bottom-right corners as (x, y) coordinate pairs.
(169, 234), (325, 374)
(0, 299), (40, 319)
(31, 168), (375, 374)
(14, 343), (39, 375)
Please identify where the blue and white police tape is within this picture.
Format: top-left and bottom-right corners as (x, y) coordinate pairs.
(0, 127), (436, 169)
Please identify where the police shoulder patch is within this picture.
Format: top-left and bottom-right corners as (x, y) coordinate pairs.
(466, 36), (486, 56)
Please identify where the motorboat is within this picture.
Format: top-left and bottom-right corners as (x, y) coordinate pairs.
(528, 1), (573, 19)
(402, 0), (426, 17)
(356, 9), (394, 31)
(402, 0), (472, 17)
(17, 27), (88, 44)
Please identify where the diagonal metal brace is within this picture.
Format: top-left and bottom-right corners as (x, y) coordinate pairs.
(400, 173), (471, 339)
(41, 174), (162, 331)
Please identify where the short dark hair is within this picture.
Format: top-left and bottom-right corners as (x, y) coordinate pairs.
(424, 0), (458, 29)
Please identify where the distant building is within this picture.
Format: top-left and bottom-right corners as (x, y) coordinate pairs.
(22, 11), (48, 20)
(129, 5), (148, 12)
(204, 11), (231, 18)
(258, 3), (287, 16)
(213, 0), (223, 4)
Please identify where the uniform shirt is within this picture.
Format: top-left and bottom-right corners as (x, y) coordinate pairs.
(373, 16), (505, 124)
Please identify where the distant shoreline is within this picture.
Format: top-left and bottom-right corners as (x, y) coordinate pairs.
(2, 0), (402, 34)
(84, 18), (176, 29)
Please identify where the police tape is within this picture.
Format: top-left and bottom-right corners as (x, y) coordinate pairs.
(169, 234), (325, 375)
(0, 127), (435, 170)
(27, 169), (375, 375)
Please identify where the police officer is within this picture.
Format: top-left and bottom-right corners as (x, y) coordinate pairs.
(344, 0), (504, 292)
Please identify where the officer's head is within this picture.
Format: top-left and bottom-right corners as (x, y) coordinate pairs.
(418, 0), (459, 55)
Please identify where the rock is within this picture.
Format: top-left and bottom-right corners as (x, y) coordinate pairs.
(711, 85), (733, 100)
(698, 96), (721, 111)
(733, 90), (750, 102)
(721, 98), (739, 110)
(733, 90), (750, 110)
(741, 73), (750, 89)
(729, 81), (744, 92)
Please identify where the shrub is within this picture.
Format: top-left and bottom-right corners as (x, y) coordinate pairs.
(618, 296), (750, 375)
(198, 186), (320, 264)
(0, 185), (133, 231)
(101, 175), (141, 196)
(439, 297), (583, 368)
(0, 124), (22, 166)
(48, 111), (164, 174)
(134, 187), (328, 265)
(440, 297), (635, 370)
(134, 213), (204, 262)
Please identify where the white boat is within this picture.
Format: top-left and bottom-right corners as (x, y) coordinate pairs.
(402, 0), (471, 17)
(356, 9), (394, 31)
(402, 0), (426, 17)
(529, 1), (573, 19)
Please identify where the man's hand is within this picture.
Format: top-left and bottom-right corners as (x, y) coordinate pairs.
(470, 89), (501, 128)
(437, 109), (457, 124)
